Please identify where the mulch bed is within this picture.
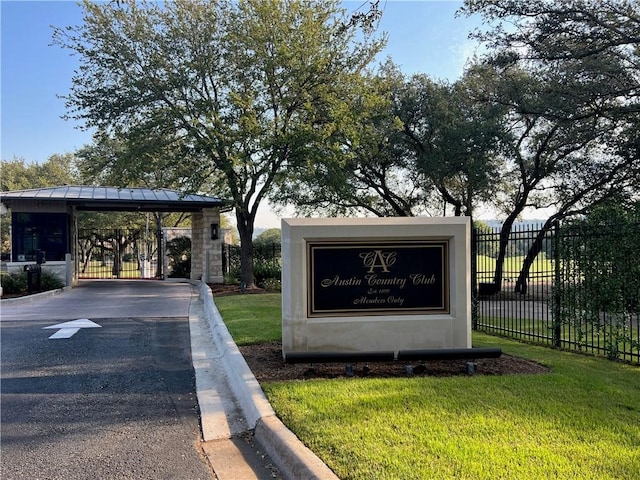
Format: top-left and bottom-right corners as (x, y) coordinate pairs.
(239, 341), (550, 381)
(209, 284), (550, 381)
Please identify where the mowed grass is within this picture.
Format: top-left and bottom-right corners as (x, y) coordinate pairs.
(476, 254), (554, 282)
(78, 261), (143, 278)
(215, 293), (282, 344)
(214, 293), (640, 480)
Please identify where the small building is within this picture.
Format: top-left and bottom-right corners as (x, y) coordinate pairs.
(0, 185), (233, 285)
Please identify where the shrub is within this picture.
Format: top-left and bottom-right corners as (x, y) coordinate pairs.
(1, 272), (28, 294)
(40, 270), (65, 291)
(1, 269), (64, 295)
(253, 259), (281, 286)
(166, 236), (191, 278)
(261, 277), (281, 291)
(224, 274), (240, 285)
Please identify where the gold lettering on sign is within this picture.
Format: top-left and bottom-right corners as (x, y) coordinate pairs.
(410, 273), (436, 285)
(308, 241), (449, 317)
(364, 274), (407, 289)
(321, 275), (362, 288)
(360, 250), (397, 273)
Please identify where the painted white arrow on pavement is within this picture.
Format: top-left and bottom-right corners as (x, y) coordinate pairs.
(43, 319), (102, 339)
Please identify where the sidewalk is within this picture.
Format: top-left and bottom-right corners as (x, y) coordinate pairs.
(188, 281), (339, 480)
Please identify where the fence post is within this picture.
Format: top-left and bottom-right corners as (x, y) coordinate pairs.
(552, 221), (562, 348)
(471, 226), (478, 330)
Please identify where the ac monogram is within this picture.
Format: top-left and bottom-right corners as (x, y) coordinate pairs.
(360, 250), (397, 273)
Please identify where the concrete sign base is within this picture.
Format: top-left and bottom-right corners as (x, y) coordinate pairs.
(281, 217), (471, 359)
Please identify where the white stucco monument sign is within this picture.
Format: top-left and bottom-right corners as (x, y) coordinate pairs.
(281, 217), (472, 360)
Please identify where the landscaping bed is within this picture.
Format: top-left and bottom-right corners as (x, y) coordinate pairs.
(210, 286), (550, 380)
(239, 340), (549, 381)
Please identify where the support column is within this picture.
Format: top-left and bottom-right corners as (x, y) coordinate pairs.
(191, 211), (204, 280)
(69, 206), (78, 286)
(190, 208), (224, 283)
(202, 207), (224, 283)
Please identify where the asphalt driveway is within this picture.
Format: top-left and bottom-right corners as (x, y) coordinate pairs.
(1, 280), (215, 480)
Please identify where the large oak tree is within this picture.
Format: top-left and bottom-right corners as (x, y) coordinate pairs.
(461, 0), (640, 292)
(274, 61), (428, 217)
(54, 0), (384, 287)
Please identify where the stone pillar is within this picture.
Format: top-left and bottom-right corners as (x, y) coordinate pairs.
(190, 208), (224, 283)
(191, 211), (204, 280)
(202, 207), (224, 283)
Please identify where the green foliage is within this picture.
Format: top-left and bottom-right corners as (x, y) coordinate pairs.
(217, 240), (282, 287)
(274, 61), (424, 218)
(261, 277), (281, 292)
(54, 0), (385, 288)
(401, 68), (509, 217)
(223, 274), (241, 285)
(40, 270), (66, 291)
(1, 270), (64, 295)
(557, 202), (640, 359)
(1, 272), (28, 294)
(253, 229), (281, 248)
(1, 154), (80, 191)
(252, 258), (281, 288)
(456, 0), (640, 289)
(165, 236), (191, 278)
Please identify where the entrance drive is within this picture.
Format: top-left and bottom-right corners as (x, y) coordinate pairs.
(0, 281), (214, 480)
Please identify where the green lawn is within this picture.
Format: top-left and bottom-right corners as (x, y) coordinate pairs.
(215, 293), (640, 480)
(476, 315), (640, 362)
(476, 254), (554, 283)
(78, 261), (142, 278)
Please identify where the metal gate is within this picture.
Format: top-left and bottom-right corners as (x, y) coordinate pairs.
(77, 228), (160, 279)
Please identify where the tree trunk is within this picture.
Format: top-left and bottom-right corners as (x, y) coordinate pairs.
(236, 209), (256, 289)
(492, 214), (517, 291)
(514, 218), (558, 294)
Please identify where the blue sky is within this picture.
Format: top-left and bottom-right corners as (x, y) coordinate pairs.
(1, 0), (485, 165)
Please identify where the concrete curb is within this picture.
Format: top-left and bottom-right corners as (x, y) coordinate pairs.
(193, 281), (339, 480)
(0, 286), (71, 305)
(255, 416), (340, 480)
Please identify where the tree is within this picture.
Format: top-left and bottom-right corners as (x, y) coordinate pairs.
(459, 0), (640, 292)
(54, 0), (384, 287)
(398, 68), (509, 219)
(1, 154), (79, 191)
(278, 61), (511, 221)
(274, 61), (428, 217)
(254, 228), (281, 248)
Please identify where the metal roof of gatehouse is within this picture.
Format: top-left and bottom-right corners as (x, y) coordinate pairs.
(0, 186), (233, 212)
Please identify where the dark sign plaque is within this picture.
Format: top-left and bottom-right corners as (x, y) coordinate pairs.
(307, 240), (449, 317)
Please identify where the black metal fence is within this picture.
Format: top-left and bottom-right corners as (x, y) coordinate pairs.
(222, 242), (281, 278)
(474, 222), (639, 364)
(223, 221), (640, 364)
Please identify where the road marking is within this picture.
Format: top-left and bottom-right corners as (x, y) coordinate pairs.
(43, 319), (102, 339)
